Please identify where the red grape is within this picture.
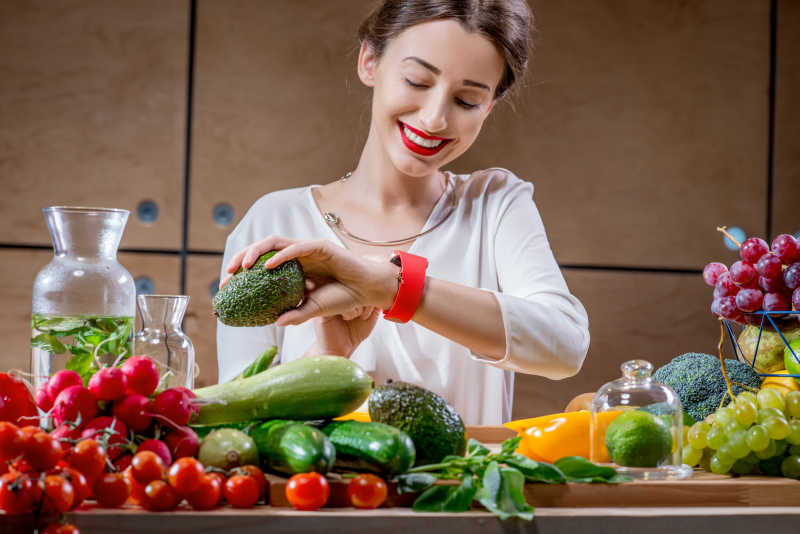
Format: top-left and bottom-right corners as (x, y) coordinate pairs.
(714, 272), (740, 298)
(741, 237), (769, 263)
(736, 288), (764, 313)
(711, 298), (723, 317)
(718, 296), (743, 321)
(772, 234), (800, 264)
(793, 287), (800, 312)
(756, 253), (784, 279)
(784, 263), (800, 291)
(763, 292), (791, 312)
(703, 262), (728, 287)
(730, 261), (757, 286)
(759, 275), (786, 293)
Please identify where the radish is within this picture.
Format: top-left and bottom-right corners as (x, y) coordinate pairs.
(50, 423), (82, 453)
(151, 389), (192, 427)
(47, 370), (83, 400)
(81, 416), (129, 459)
(111, 394), (152, 432)
(113, 453), (133, 472)
(164, 426), (199, 459)
(137, 439), (172, 466)
(120, 356), (159, 397)
(35, 382), (54, 411)
(52, 386), (98, 427)
(88, 367), (128, 401)
(172, 387), (200, 417)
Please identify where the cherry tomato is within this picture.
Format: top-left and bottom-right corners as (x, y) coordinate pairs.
(10, 457), (36, 476)
(285, 472), (329, 511)
(238, 465), (267, 502)
(42, 523), (81, 534)
(123, 467), (146, 505)
(224, 474), (259, 508)
(94, 472), (130, 508)
(186, 474), (222, 510)
(53, 466), (90, 509)
(131, 451), (166, 486)
(206, 471), (227, 492)
(50, 423), (82, 454)
(347, 474), (387, 509)
(23, 431), (64, 471)
(167, 457), (204, 496)
(0, 472), (42, 515)
(142, 479), (179, 511)
(0, 422), (23, 460)
(40, 474), (75, 515)
(65, 439), (107, 481)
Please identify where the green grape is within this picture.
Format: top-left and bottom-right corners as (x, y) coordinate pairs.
(727, 430), (751, 459)
(737, 391), (758, 405)
(754, 439), (777, 459)
(688, 422), (711, 449)
(683, 444), (703, 466)
(731, 458), (756, 475)
(786, 391), (800, 419)
(699, 448), (714, 472)
(706, 426), (727, 449)
(717, 443), (736, 463)
(775, 439), (789, 457)
(789, 444), (800, 456)
(715, 406), (735, 426)
(705, 413), (717, 426)
(781, 456), (800, 479)
(757, 388), (786, 412)
(757, 407), (785, 424)
(745, 451), (760, 464)
(745, 425), (770, 452)
(788, 420), (800, 445)
(710, 454), (733, 475)
(734, 399), (758, 426)
(682, 425), (689, 444)
(723, 419), (744, 436)
(764, 417), (791, 440)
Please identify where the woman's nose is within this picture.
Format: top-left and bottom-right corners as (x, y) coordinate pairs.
(418, 92), (448, 133)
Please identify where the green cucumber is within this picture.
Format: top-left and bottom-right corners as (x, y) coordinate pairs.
(192, 356), (372, 425)
(321, 420), (416, 476)
(250, 420), (335, 475)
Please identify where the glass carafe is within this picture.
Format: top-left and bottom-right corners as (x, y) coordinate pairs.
(134, 295), (195, 390)
(31, 207), (136, 390)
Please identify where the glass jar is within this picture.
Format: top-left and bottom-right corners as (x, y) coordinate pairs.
(30, 207), (136, 390)
(590, 359), (692, 480)
(134, 294), (195, 390)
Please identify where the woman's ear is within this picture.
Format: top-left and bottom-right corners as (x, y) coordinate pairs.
(357, 41), (378, 87)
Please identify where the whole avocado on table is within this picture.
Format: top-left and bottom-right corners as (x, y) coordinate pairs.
(367, 381), (466, 466)
(213, 250), (305, 327)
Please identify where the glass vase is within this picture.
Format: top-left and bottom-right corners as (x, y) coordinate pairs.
(30, 207), (136, 390)
(134, 294), (195, 390)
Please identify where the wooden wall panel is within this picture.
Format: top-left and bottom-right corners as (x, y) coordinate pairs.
(512, 270), (718, 418)
(184, 254), (223, 387)
(454, 0), (770, 269)
(189, 0), (374, 251)
(0, 0), (188, 249)
(0, 249), (180, 380)
(773, 0), (800, 238)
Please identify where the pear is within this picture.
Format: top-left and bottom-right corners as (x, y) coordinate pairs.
(738, 324), (800, 373)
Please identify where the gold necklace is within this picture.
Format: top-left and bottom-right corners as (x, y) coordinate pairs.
(323, 172), (457, 246)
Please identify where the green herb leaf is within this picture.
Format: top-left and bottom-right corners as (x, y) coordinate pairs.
(476, 462), (534, 520)
(554, 456), (618, 481)
(467, 439), (490, 457)
(500, 436), (522, 455)
(34, 317), (87, 332)
(395, 473), (437, 494)
(65, 349), (95, 385)
(413, 475), (477, 513)
(504, 454), (566, 484)
(31, 333), (66, 354)
(239, 346), (278, 379)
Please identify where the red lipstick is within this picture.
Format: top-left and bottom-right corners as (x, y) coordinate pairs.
(398, 121), (451, 156)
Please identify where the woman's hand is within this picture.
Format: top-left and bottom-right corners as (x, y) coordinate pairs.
(304, 306), (380, 358)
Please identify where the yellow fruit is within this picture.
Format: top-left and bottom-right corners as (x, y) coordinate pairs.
(761, 370), (800, 394)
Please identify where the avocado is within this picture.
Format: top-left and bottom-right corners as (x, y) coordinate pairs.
(367, 380), (466, 466)
(213, 251), (305, 327)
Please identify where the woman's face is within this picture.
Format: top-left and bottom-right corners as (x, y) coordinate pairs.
(359, 19), (506, 177)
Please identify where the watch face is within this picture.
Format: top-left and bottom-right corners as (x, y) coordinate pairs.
(390, 255), (402, 268)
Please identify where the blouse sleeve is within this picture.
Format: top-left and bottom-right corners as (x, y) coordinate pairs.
(215, 207), (283, 384)
(470, 174), (590, 379)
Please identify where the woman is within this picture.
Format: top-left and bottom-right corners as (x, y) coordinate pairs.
(218, 0), (589, 425)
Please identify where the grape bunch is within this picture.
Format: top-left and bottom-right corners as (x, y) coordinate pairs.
(703, 230), (800, 325)
(683, 388), (800, 478)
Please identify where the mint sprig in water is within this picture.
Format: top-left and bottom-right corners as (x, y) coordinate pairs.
(395, 436), (629, 520)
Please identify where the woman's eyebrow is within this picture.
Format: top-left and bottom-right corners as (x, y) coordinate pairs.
(402, 56), (491, 92)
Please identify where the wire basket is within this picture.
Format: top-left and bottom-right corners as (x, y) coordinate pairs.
(723, 311), (800, 379)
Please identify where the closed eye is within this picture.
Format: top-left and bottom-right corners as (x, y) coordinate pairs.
(405, 78), (479, 110)
(404, 78), (427, 89)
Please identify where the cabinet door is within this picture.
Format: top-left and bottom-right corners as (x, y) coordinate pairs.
(184, 254), (224, 387)
(0, 0), (189, 249)
(189, 0), (374, 251)
(453, 0), (770, 269)
(512, 269), (718, 418)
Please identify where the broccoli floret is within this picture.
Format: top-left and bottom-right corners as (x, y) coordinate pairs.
(652, 352), (762, 422)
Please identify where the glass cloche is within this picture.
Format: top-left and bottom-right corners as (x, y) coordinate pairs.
(590, 359), (692, 480)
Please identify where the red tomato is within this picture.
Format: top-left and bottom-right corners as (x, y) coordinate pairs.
(123, 467), (146, 505)
(347, 474), (388, 509)
(0, 472), (42, 515)
(131, 451), (166, 486)
(42, 523), (81, 534)
(40, 474), (75, 515)
(224, 474), (259, 508)
(0, 373), (38, 427)
(53, 466), (90, 509)
(50, 423), (83, 454)
(65, 439), (107, 481)
(93, 472), (130, 508)
(23, 431), (64, 471)
(142, 480), (179, 511)
(186, 474), (222, 510)
(238, 465), (267, 502)
(166, 457), (204, 496)
(285, 473), (329, 511)
(0, 422), (23, 460)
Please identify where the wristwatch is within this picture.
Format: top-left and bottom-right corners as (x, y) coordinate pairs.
(382, 250), (428, 323)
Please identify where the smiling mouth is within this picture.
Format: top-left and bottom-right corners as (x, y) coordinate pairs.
(398, 121), (451, 156)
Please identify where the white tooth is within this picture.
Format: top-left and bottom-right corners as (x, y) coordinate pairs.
(404, 126), (443, 148)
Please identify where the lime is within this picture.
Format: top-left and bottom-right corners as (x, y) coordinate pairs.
(784, 339), (800, 380)
(605, 411), (672, 467)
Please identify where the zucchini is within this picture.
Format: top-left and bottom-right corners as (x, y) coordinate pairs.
(250, 420), (335, 475)
(192, 356), (372, 425)
(189, 420), (260, 440)
(321, 420), (416, 476)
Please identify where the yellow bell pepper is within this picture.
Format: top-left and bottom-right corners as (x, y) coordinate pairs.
(333, 410), (372, 422)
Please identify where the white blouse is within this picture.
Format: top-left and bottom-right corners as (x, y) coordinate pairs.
(216, 167), (590, 425)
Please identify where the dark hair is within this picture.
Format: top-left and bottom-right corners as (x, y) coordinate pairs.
(358, 0), (533, 99)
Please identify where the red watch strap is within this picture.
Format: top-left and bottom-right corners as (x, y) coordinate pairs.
(382, 250), (428, 323)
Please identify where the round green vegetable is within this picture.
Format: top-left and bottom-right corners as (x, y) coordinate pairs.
(198, 428), (259, 470)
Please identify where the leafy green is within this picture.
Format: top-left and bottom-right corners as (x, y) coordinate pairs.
(413, 475), (477, 513)
(554, 456), (631, 483)
(395, 473), (438, 494)
(477, 462), (534, 520)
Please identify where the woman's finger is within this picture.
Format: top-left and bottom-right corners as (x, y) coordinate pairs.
(228, 235), (298, 273)
(264, 239), (332, 269)
(219, 274), (232, 289)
